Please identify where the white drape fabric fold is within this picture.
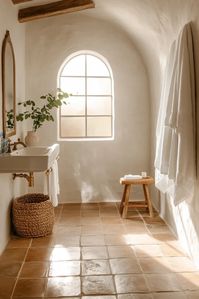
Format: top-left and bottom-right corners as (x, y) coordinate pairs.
(155, 22), (196, 205)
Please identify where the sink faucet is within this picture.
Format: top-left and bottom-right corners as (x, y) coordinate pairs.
(7, 138), (27, 153)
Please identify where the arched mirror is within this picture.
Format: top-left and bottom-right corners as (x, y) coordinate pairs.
(2, 30), (16, 138)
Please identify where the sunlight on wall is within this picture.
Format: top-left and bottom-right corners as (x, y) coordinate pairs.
(81, 181), (98, 202)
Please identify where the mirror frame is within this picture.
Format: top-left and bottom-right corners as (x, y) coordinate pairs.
(2, 30), (16, 138)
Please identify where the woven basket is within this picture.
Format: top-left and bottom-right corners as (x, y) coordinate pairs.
(12, 193), (54, 238)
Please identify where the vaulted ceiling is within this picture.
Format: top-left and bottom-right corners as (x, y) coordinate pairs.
(11, 0), (199, 90)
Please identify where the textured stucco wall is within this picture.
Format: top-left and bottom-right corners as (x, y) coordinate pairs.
(0, 0), (26, 254)
(26, 13), (150, 203)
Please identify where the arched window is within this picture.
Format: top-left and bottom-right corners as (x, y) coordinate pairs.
(58, 51), (114, 140)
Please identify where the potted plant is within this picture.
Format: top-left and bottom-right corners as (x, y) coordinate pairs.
(16, 89), (69, 145)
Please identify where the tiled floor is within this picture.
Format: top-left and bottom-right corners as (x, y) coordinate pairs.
(0, 202), (199, 298)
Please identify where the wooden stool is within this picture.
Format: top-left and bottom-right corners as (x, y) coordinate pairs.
(120, 176), (154, 218)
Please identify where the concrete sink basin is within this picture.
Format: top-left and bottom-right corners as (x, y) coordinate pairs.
(0, 144), (59, 173)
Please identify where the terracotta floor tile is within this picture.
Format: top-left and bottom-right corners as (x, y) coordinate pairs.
(82, 246), (108, 260)
(146, 224), (171, 234)
(139, 257), (171, 273)
(0, 261), (21, 276)
(81, 210), (100, 217)
(58, 216), (81, 226)
(0, 248), (27, 262)
(124, 224), (148, 234)
(82, 275), (115, 295)
(81, 203), (99, 209)
(122, 210), (139, 217)
(100, 211), (120, 217)
(186, 291), (199, 298)
(7, 237), (32, 248)
(133, 245), (163, 257)
(122, 217), (145, 225)
(49, 261), (80, 276)
(13, 278), (46, 297)
(99, 203), (117, 207)
(0, 277), (16, 298)
(99, 207), (118, 214)
(104, 235), (126, 245)
(102, 224), (125, 234)
(52, 235), (80, 247)
(108, 246), (135, 258)
(81, 235), (105, 246)
(101, 217), (122, 224)
(118, 294), (153, 299)
(115, 274), (149, 293)
(1, 203), (197, 298)
(62, 203), (81, 210)
(12, 297), (42, 299)
(138, 210), (159, 218)
(143, 216), (166, 225)
(26, 247), (80, 261)
(82, 260), (111, 275)
(81, 217), (101, 225)
(166, 257), (197, 272)
(53, 225), (81, 236)
(153, 292), (187, 299)
(31, 236), (53, 247)
(82, 296), (116, 299)
(110, 258), (142, 274)
(123, 234), (162, 245)
(176, 272), (199, 290)
(45, 298), (80, 299)
(46, 277), (81, 297)
(61, 210), (81, 216)
(151, 233), (177, 243)
(160, 244), (185, 256)
(20, 261), (49, 278)
(81, 225), (103, 235)
(145, 273), (182, 292)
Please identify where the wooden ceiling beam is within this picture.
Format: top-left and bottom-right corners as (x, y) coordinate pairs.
(18, 0), (95, 23)
(12, 0), (33, 4)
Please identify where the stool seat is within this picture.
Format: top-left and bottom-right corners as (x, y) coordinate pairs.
(120, 176), (154, 218)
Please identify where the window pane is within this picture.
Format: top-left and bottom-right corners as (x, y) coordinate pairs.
(60, 77), (85, 95)
(87, 117), (112, 137)
(61, 55), (85, 76)
(87, 55), (109, 77)
(87, 98), (112, 115)
(61, 117), (85, 137)
(61, 97), (85, 116)
(87, 78), (111, 95)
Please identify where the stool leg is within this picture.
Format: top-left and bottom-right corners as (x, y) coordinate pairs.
(142, 185), (149, 212)
(143, 184), (154, 217)
(120, 184), (128, 215)
(122, 184), (131, 219)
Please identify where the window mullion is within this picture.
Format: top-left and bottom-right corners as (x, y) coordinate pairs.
(85, 54), (87, 137)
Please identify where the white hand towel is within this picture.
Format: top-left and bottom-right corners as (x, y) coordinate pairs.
(43, 173), (49, 196)
(124, 174), (142, 180)
(49, 160), (60, 207)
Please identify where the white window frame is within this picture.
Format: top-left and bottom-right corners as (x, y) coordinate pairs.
(57, 50), (114, 141)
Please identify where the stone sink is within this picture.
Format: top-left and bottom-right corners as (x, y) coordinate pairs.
(0, 143), (59, 173)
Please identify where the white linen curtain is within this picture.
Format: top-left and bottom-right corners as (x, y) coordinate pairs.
(155, 22), (196, 205)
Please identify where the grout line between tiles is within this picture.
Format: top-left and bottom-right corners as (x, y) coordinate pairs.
(10, 237), (33, 299)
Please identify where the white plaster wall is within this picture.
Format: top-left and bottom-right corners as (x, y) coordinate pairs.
(0, 0), (26, 254)
(98, 0), (199, 269)
(26, 13), (150, 203)
(140, 0), (199, 267)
